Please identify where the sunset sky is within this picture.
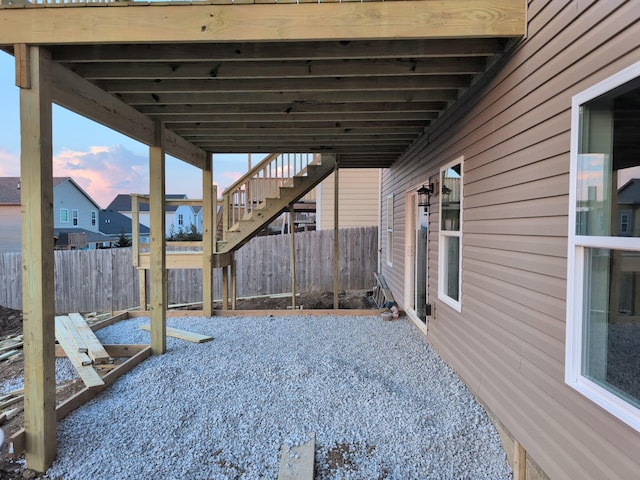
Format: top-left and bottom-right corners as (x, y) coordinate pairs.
(0, 50), (252, 208)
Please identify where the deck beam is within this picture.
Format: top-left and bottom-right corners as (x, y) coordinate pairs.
(0, 2), (526, 45)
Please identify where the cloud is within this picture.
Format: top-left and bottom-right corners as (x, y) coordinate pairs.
(217, 171), (244, 191)
(0, 148), (19, 176)
(53, 144), (149, 208)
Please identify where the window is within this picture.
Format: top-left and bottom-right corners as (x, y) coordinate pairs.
(438, 158), (462, 311)
(60, 208), (68, 223)
(91, 211), (97, 227)
(72, 209), (79, 226)
(178, 213), (184, 226)
(566, 62), (640, 432)
(386, 194), (393, 266)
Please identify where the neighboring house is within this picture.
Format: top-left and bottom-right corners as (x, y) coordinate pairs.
(99, 209), (151, 244)
(172, 204), (199, 236)
(616, 178), (640, 236)
(316, 168), (380, 230)
(106, 193), (189, 237)
(0, 176), (104, 251)
(379, 4), (640, 479)
(0, 177), (22, 252)
(194, 206), (203, 234)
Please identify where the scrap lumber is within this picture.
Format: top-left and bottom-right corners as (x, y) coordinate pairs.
(67, 313), (112, 364)
(139, 325), (213, 343)
(0, 350), (20, 362)
(278, 433), (316, 480)
(9, 346), (152, 457)
(0, 407), (20, 425)
(0, 393), (24, 411)
(54, 317), (105, 389)
(0, 335), (23, 354)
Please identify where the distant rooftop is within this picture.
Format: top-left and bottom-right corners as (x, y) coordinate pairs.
(0, 177), (70, 204)
(99, 209), (150, 236)
(106, 193), (187, 213)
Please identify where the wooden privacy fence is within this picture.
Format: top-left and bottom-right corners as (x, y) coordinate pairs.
(0, 227), (378, 313)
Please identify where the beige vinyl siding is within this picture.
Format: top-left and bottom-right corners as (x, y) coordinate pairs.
(317, 168), (379, 230)
(0, 205), (22, 252)
(381, 0), (640, 478)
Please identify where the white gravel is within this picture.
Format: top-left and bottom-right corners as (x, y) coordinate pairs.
(38, 314), (511, 479)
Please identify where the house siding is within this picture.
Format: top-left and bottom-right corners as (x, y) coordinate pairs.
(381, 1), (640, 479)
(0, 205), (21, 252)
(317, 168), (380, 230)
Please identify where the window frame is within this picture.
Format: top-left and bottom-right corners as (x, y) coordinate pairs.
(438, 157), (463, 312)
(386, 194), (394, 267)
(91, 210), (97, 227)
(72, 209), (79, 226)
(566, 61), (640, 433)
(60, 208), (69, 223)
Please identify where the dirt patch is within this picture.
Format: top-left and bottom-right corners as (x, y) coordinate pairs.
(229, 289), (375, 311)
(0, 307), (22, 340)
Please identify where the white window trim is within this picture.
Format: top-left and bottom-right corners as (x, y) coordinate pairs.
(72, 209), (79, 226)
(91, 210), (97, 227)
(386, 194), (393, 267)
(565, 61), (640, 433)
(60, 208), (69, 223)
(438, 157), (463, 312)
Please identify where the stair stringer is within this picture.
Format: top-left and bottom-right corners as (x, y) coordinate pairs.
(215, 154), (336, 255)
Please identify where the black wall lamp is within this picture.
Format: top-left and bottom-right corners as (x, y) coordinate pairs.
(417, 184), (434, 213)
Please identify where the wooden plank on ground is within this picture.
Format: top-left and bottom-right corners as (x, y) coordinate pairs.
(139, 325), (213, 343)
(67, 313), (112, 364)
(278, 433), (315, 480)
(0, 350), (20, 362)
(57, 316), (88, 354)
(89, 311), (130, 332)
(54, 317), (104, 389)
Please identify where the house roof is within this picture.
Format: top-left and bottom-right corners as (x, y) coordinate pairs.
(0, 177), (21, 204)
(99, 209), (150, 236)
(106, 193), (187, 213)
(54, 227), (114, 245)
(0, 176), (101, 209)
(618, 178), (640, 205)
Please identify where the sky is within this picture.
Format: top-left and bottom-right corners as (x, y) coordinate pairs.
(0, 50), (253, 209)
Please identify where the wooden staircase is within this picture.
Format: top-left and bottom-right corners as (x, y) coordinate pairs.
(215, 153), (336, 255)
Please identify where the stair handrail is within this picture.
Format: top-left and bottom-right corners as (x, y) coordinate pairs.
(221, 153), (318, 237)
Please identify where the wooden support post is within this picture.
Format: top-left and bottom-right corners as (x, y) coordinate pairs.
(131, 194), (140, 267)
(333, 160), (340, 309)
(19, 45), (57, 472)
(231, 252), (237, 310)
(222, 266), (229, 310)
(138, 269), (147, 311)
(149, 133), (167, 355)
(202, 155), (214, 317)
(290, 204), (297, 310)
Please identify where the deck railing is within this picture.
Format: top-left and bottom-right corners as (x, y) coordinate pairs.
(221, 152), (318, 238)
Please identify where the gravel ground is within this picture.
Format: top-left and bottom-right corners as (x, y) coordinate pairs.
(7, 315), (511, 479)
